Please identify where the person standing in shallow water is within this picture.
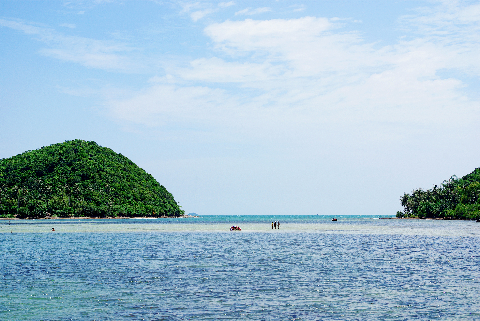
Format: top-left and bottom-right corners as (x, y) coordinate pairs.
(274, 221), (277, 229)
(271, 222), (274, 229)
(277, 221), (280, 229)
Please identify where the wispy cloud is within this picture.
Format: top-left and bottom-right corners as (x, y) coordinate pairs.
(190, 9), (216, 22)
(291, 4), (305, 13)
(7, 1), (477, 146)
(105, 84), (240, 129)
(102, 2), (480, 145)
(182, 1), (235, 21)
(399, 1), (480, 75)
(235, 7), (271, 16)
(219, 1), (235, 8)
(0, 18), (139, 72)
(60, 23), (76, 29)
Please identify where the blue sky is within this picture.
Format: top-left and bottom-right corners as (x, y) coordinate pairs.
(1, 0), (479, 216)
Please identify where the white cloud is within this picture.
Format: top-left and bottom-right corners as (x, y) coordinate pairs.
(235, 7), (271, 16)
(103, 6), (480, 145)
(105, 84), (241, 128)
(0, 18), (139, 72)
(402, 0), (480, 33)
(60, 23), (76, 29)
(204, 17), (335, 65)
(181, 2), (227, 21)
(204, 17), (384, 79)
(190, 9), (216, 21)
(399, 1), (480, 76)
(185, 1), (238, 21)
(290, 4), (305, 13)
(0, 18), (44, 35)
(219, 1), (235, 8)
(205, 17), (332, 50)
(177, 57), (285, 83)
(180, 2), (201, 13)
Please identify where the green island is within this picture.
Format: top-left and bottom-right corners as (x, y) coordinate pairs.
(397, 168), (480, 220)
(0, 140), (184, 219)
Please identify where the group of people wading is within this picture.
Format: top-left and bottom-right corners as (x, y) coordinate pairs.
(271, 221), (280, 229)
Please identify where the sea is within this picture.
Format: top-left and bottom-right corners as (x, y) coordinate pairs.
(1, 215), (480, 320)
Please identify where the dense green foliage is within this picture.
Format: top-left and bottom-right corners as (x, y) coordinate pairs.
(0, 140), (184, 218)
(397, 168), (480, 220)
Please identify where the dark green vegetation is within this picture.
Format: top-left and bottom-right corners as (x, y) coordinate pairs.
(397, 168), (480, 220)
(0, 140), (184, 218)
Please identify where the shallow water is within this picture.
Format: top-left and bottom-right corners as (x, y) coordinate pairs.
(1, 216), (480, 320)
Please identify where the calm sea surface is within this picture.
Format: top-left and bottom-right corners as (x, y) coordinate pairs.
(1, 215), (480, 320)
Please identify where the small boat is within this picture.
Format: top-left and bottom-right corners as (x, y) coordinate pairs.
(332, 218), (337, 221)
(230, 226), (241, 231)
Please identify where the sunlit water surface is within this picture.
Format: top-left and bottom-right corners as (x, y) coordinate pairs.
(1, 215), (480, 320)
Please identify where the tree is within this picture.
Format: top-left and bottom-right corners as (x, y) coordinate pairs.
(399, 168), (480, 220)
(0, 140), (184, 218)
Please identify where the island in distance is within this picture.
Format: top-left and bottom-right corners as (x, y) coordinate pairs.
(0, 140), (184, 219)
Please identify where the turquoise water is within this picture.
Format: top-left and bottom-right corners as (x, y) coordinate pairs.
(1, 215), (480, 320)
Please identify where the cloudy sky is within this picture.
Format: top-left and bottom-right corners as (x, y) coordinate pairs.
(1, 0), (479, 216)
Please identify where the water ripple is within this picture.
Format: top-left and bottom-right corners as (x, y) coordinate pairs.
(1, 221), (480, 320)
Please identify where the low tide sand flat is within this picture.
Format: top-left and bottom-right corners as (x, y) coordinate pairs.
(2, 215), (480, 237)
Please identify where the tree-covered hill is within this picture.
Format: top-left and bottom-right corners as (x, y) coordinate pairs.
(397, 168), (480, 220)
(0, 140), (184, 218)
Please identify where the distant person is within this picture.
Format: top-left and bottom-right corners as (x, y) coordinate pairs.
(277, 221), (280, 229)
(271, 222), (273, 229)
(274, 221), (276, 229)
(51, 228), (55, 231)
